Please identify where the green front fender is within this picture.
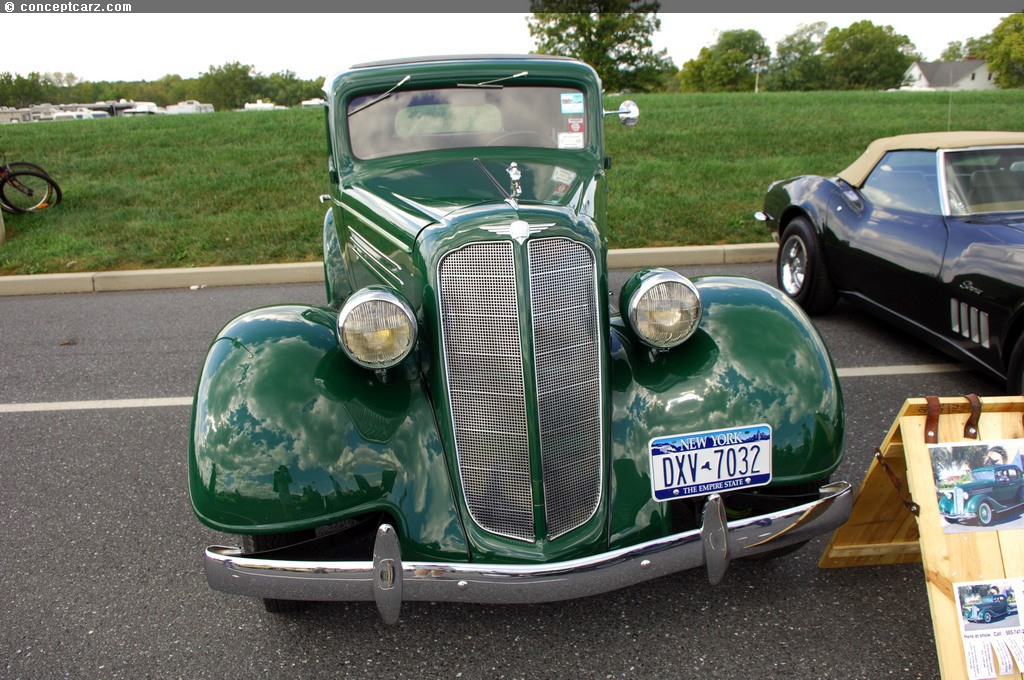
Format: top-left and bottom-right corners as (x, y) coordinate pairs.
(607, 276), (844, 547)
(187, 304), (468, 562)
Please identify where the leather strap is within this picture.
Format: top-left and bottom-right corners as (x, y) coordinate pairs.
(963, 393), (982, 439)
(875, 448), (920, 516)
(925, 396), (940, 444)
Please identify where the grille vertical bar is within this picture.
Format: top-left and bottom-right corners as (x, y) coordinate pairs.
(529, 238), (603, 538)
(438, 242), (534, 541)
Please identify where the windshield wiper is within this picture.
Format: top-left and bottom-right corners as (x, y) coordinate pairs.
(458, 71), (528, 89)
(347, 75), (411, 116)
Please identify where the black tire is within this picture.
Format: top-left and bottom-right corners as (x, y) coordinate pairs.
(776, 217), (838, 315)
(6, 161), (54, 180)
(0, 169), (61, 213)
(977, 501), (994, 527)
(241, 530), (315, 613)
(15, 163), (62, 207)
(984, 610), (994, 624)
(1006, 336), (1024, 395)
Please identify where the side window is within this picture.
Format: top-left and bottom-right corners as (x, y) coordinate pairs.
(860, 150), (941, 214)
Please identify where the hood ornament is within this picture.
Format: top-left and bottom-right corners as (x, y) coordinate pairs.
(507, 162), (522, 200)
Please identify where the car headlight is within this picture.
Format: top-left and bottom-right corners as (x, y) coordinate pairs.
(621, 268), (702, 349)
(337, 288), (417, 369)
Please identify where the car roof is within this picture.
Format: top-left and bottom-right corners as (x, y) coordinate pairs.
(838, 131), (1024, 186)
(349, 54), (577, 69)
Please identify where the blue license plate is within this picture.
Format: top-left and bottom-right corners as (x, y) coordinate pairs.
(649, 424), (772, 501)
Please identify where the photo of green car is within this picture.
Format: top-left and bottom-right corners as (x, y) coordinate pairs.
(938, 464), (1024, 526)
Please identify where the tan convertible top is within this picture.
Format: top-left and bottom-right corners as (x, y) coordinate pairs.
(837, 131), (1024, 187)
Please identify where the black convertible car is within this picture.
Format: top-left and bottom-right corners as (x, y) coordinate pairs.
(757, 131), (1024, 392)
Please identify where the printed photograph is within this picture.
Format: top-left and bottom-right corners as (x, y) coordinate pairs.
(929, 439), (1024, 533)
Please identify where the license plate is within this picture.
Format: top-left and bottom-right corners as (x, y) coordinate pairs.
(649, 424), (772, 501)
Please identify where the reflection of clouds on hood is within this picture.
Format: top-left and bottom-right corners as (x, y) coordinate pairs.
(698, 284), (836, 429)
(196, 335), (349, 495)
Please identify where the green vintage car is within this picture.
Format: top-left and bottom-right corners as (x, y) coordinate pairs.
(189, 54), (851, 622)
(939, 464), (1024, 526)
(963, 593), (1010, 623)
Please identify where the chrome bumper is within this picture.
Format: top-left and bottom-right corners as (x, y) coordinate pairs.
(205, 482), (852, 624)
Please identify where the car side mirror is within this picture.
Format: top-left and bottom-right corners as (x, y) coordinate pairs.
(604, 100), (639, 127)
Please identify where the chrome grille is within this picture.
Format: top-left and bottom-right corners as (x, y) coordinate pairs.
(438, 237), (603, 542)
(529, 239), (602, 538)
(439, 242), (534, 541)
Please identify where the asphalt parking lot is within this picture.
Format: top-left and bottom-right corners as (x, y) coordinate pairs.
(0, 262), (1004, 679)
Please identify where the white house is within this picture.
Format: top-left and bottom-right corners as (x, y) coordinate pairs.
(902, 60), (996, 91)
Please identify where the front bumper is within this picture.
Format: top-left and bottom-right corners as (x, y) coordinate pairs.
(205, 482), (852, 623)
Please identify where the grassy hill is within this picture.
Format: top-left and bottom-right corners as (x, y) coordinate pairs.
(3, 89), (1024, 275)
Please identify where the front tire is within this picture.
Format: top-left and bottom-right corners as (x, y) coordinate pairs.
(1006, 336), (1024, 394)
(777, 217), (837, 315)
(977, 501), (994, 527)
(241, 530), (315, 613)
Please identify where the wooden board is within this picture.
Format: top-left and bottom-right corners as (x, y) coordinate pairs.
(821, 396), (1024, 679)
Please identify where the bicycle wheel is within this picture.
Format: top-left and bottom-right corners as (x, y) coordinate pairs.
(6, 163), (63, 207)
(0, 169), (60, 213)
(6, 161), (52, 178)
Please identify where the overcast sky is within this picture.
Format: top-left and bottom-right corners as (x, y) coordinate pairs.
(0, 13), (1010, 84)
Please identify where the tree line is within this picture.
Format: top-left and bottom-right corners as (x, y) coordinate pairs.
(527, 6), (1024, 93)
(0, 62), (323, 110)
(2, 9), (1022, 109)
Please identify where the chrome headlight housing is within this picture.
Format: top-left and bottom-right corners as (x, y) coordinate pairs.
(621, 268), (702, 349)
(337, 287), (417, 369)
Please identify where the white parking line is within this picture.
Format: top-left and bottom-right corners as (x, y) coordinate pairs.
(0, 364), (971, 414)
(0, 397), (192, 414)
(836, 363), (966, 378)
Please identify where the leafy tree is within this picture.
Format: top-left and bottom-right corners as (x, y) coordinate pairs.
(765, 22), (828, 91)
(821, 20), (917, 90)
(966, 34), (994, 60)
(941, 41), (967, 61)
(0, 72), (48, 107)
(987, 13), (1024, 88)
(527, 1), (675, 93)
(678, 28), (769, 92)
(197, 61), (257, 111)
(255, 70), (323, 107)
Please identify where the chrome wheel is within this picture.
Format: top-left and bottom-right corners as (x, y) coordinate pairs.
(775, 217), (837, 315)
(779, 235), (807, 296)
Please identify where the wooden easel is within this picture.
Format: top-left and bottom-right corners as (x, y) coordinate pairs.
(821, 396), (1024, 679)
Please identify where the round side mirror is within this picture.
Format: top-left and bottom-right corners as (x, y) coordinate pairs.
(618, 100), (639, 127)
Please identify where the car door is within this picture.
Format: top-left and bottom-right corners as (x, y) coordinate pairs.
(825, 150), (949, 326)
(992, 466), (1022, 506)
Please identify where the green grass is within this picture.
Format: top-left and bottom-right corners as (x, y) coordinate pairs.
(2, 90), (1024, 275)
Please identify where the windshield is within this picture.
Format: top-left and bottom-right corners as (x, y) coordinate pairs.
(971, 469), (995, 483)
(346, 86), (588, 160)
(944, 146), (1024, 215)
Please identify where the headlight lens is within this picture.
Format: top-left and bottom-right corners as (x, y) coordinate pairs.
(337, 288), (416, 369)
(622, 269), (702, 348)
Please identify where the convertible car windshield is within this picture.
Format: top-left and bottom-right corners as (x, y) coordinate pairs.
(944, 146), (1024, 215)
(346, 85), (588, 159)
